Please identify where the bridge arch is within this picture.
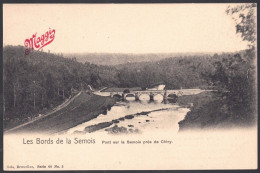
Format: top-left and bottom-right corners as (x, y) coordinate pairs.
(138, 93), (152, 100)
(112, 94), (122, 99)
(167, 94), (178, 103)
(125, 93), (135, 97)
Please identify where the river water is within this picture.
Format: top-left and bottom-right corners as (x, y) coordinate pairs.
(66, 93), (190, 136)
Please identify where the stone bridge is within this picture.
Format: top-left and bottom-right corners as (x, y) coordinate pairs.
(110, 90), (183, 101)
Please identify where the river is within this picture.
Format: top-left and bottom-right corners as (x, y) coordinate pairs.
(66, 93), (191, 136)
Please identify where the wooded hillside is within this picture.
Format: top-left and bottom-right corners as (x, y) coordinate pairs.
(3, 45), (256, 129)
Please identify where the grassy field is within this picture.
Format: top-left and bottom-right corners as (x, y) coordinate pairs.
(6, 91), (116, 134)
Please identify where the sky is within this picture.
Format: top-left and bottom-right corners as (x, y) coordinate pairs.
(3, 4), (249, 54)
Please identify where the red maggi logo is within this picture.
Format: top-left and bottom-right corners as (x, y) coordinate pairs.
(24, 28), (55, 55)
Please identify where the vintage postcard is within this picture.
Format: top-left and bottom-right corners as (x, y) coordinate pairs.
(3, 3), (257, 170)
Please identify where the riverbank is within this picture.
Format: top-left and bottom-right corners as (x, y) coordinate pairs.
(5, 91), (116, 134)
(178, 91), (257, 131)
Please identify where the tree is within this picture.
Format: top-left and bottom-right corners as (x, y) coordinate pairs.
(226, 3), (257, 49)
(203, 3), (258, 123)
(225, 3), (257, 95)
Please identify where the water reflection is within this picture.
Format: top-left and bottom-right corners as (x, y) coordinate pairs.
(66, 96), (189, 135)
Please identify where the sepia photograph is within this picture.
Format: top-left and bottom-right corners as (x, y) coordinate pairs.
(3, 3), (257, 170)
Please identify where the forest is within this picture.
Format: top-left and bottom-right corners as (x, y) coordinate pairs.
(3, 3), (256, 129)
(3, 45), (119, 127)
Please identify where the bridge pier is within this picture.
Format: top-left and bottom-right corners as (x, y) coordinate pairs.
(163, 89), (168, 101)
(122, 93), (126, 101)
(163, 99), (168, 104)
(135, 92), (139, 101)
(149, 92), (154, 101)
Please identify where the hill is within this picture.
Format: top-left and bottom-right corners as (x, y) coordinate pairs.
(3, 45), (119, 128)
(64, 52), (217, 66)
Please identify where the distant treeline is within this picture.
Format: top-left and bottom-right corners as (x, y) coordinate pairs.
(3, 45), (256, 128)
(64, 52), (217, 66)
